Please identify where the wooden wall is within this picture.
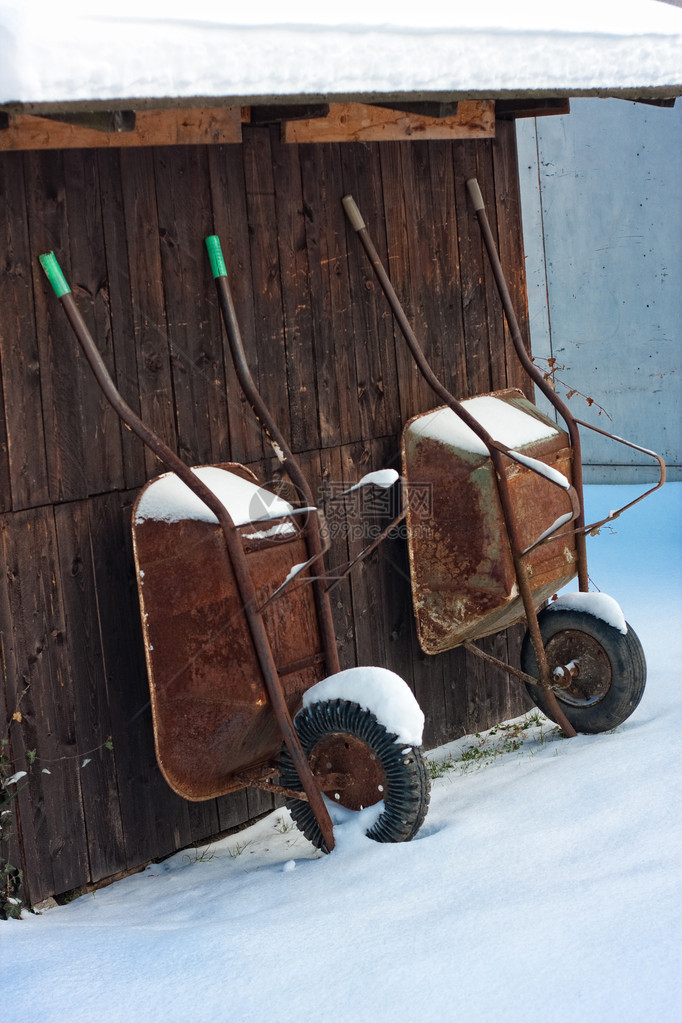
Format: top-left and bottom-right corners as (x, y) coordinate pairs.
(0, 120), (533, 906)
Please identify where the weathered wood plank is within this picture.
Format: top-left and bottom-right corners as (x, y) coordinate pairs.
(0, 552), (27, 910)
(119, 148), (178, 479)
(338, 437), (393, 673)
(1, 108), (242, 152)
(154, 145), (231, 467)
(425, 140), (469, 400)
(452, 143), (494, 398)
(340, 143), (402, 441)
(0, 367), (9, 515)
(299, 142), (362, 448)
(242, 129), (292, 454)
(379, 142), (434, 422)
(439, 645), (470, 744)
(401, 141), (445, 384)
(24, 149), (87, 504)
(0, 152), (50, 511)
(186, 797), (221, 848)
(54, 500), (126, 882)
(63, 149), (127, 494)
(216, 789), (251, 836)
(0, 507), (89, 903)
(270, 135), (321, 454)
(474, 145), (508, 393)
(245, 785), (278, 823)
(285, 101), (495, 144)
(493, 120), (535, 399)
(297, 145), (343, 449)
(96, 149), (147, 490)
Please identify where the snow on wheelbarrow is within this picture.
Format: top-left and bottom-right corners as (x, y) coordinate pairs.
(343, 182), (665, 738)
(39, 246), (431, 856)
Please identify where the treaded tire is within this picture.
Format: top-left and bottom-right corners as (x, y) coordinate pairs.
(279, 698), (430, 852)
(521, 607), (646, 734)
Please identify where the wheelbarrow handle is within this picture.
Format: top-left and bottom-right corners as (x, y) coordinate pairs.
(465, 177), (589, 592)
(465, 178), (485, 212)
(342, 195), (366, 232)
(204, 233), (341, 679)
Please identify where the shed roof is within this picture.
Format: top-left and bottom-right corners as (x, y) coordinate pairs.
(1, 0), (681, 113)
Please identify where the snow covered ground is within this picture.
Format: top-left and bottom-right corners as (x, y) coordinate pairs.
(1, 482), (680, 1023)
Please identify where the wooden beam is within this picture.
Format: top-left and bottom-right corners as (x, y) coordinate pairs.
(283, 100), (494, 143)
(495, 98), (571, 120)
(249, 103), (329, 125)
(369, 100), (460, 118)
(41, 110), (137, 133)
(0, 107), (242, 151)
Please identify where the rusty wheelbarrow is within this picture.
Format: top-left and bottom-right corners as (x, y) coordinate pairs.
(39, 243), (430, 854)
(342, 181), (665, 738)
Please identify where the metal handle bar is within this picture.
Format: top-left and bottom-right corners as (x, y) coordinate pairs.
(461, 184), (666, 539)
(205, 235), (341, 681)
(40, 249), (337, 853)
(341, 196), (579, 737)
(462, 180), (590, 591)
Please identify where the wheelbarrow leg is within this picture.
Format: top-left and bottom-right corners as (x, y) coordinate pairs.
(488, 447), (578, 739)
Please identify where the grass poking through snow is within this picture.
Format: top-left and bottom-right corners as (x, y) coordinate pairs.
(426, 711), (564, 780)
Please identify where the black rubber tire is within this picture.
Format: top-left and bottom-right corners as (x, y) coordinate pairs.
(279, 698), (430, 852)
(521, 607), (646, 734)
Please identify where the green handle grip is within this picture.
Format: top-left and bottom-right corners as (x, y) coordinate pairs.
(205, 235), (227, 279)
(39, 252), (71, 297)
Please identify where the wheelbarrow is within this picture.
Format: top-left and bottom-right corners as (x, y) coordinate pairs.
(342, 180), (665, 738)
(39, 244), (431, 854)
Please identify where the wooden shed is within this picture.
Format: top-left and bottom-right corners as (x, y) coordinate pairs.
(2, 6), (680, 910)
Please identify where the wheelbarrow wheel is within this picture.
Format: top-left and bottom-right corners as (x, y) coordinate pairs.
(279, 698), (430, 852)
(521, 607), (646, 734)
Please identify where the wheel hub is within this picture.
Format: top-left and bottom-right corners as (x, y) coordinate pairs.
(545, 629), (612, 707)
(309, 733), (386, 811)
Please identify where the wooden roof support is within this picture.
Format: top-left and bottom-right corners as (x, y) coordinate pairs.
(495, 98), (571, 119)
(282, 100), (494, 142)
(40, 110), (137, 133)
(0, 106), (243, 151)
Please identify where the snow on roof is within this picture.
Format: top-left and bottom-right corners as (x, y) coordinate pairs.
(1, 0), (681, 108)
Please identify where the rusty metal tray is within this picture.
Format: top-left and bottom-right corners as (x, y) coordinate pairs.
(132, 464), (325, 800)
(402, 390), (578, 654)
